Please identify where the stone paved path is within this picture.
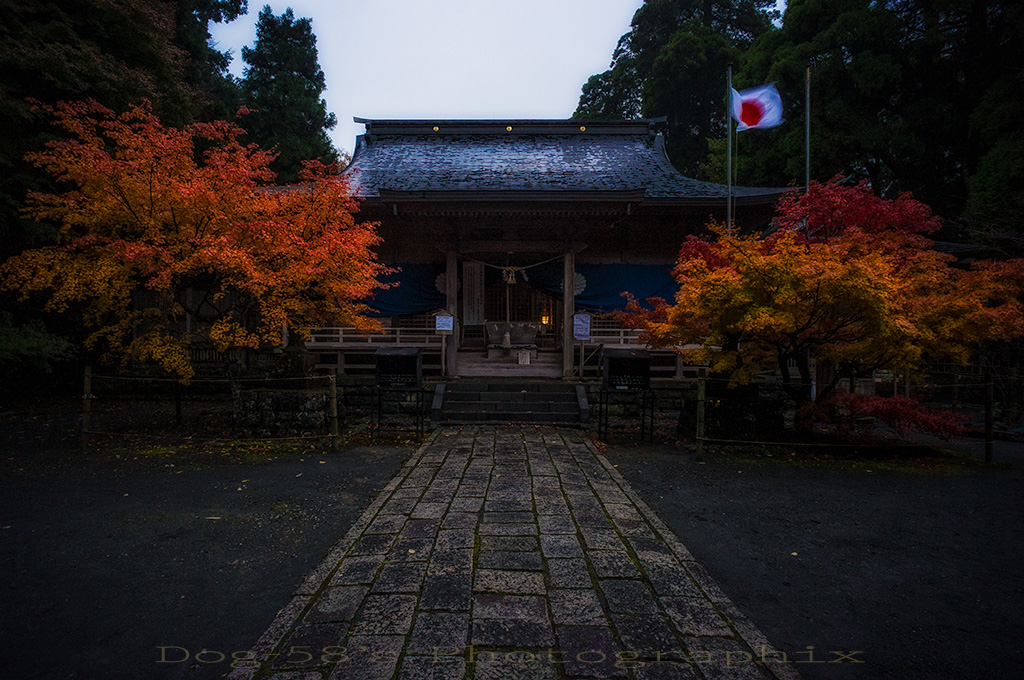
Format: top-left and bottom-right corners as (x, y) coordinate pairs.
(228, 426), (800, 680)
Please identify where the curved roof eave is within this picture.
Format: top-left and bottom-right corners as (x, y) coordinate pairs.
(340, 117), (794, 205)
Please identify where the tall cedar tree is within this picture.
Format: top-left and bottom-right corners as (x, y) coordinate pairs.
(241, 6), (337, 183)
(574, 0), (778, 178)
(172, 0), (249, 122)
(0, 101), (385, 380)
(623, 179), (1024, 433)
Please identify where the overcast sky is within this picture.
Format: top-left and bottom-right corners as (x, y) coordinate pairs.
(209, 0), (645, 156)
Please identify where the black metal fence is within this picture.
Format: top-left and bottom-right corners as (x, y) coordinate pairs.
(916, 363), (1022, 430)
(77, 362), (1020, 455)
(78, 369), (436, 450)
(589, 365), (1021, 461)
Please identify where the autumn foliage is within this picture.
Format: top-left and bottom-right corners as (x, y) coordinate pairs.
(797, 392), (968, 442)
(626, 178), (1024, 435)
(1, 100), (386, 379)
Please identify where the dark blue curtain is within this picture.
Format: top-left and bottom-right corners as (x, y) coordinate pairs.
(364, 262), (446, 317)
(526, 262), (678, 311)
(363, 261), (677, 317)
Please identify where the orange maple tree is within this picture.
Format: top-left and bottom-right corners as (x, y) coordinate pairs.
(626, 179), (1024, 432)
(1, 100), (386, 379)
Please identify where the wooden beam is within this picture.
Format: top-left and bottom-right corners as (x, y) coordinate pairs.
(562, 251), (575, 377)
(456, 240), (572, 255)
(446, 250), (459, 376)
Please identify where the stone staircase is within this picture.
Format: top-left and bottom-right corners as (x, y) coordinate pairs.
(455, 350), (562, 378)
(431, 380), (589, 426)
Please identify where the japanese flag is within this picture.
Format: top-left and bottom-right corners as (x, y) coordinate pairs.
(731, 83), (784, 131)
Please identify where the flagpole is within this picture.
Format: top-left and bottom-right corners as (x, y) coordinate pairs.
(726, 63), (733, 231)
(733, 120), (738, 216)
(805, 64), (810, 192)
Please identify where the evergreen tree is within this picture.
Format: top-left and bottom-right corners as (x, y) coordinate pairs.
(736, 0), (1024, 243)
(172, 0), (249, 122)
(960, 3), (1024, 252)
(0, 0), (248, 261)
(573, 0), (779, 178)
(241, 6), (337, 183)
(0, 0), (190, 260)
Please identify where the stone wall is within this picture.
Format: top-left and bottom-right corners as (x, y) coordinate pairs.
(232, 387), (329, 436)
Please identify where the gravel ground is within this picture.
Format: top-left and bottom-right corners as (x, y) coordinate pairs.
(0, 400), (412, 680)
(601, 436), (1024, 680)
(2, 400), (1022, 680)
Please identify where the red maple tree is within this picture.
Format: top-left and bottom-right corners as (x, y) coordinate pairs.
(1, 100), (387, 379)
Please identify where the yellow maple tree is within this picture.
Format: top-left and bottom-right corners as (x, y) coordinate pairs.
(627, 180), (1024, 414)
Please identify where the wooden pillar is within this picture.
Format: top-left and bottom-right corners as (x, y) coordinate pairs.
(328, 371), (339, 452)
(446, 250), (459, 376)
(562, 250), (575, 377)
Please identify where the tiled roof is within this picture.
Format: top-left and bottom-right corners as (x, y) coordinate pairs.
(341, 119), (790, 205)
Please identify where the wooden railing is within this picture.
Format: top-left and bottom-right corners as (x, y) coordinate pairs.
(587, 327), (644, 346)
(307, 325), (645, 349)
(308, 326), (444, 348)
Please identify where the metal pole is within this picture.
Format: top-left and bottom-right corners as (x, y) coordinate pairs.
(805, 64), (811, 192)
(985, 371), (994, 465)
(81, 365), (92, 451)
(726, 64), (733, 231)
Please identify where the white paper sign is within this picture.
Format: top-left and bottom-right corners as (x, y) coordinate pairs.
(435, 314), (454, 335)
(573, 313), (591, 341)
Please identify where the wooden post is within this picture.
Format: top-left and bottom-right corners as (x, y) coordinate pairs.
(81, 366), (92, 451)
(445, 251), (459, 376)
(562, 250), (575, 377)
(695, 376), (706, 459)
(328, 372), (339, 452)
(441, 335), (447, 377)
(985, 371), (994, 465)
(174, 381), (183, 427)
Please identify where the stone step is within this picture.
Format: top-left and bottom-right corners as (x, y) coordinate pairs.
(444, 391), (578, 403)
(432, 381), (589, 427)
(446, 381), (574, 393)
(441, 401), (581, 414)
(434, 412), (580, 425)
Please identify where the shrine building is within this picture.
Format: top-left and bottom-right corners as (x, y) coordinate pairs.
(308, 118), (790, 379)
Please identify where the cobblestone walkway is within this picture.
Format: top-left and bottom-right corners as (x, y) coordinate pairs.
(228, 426), (800, 680)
